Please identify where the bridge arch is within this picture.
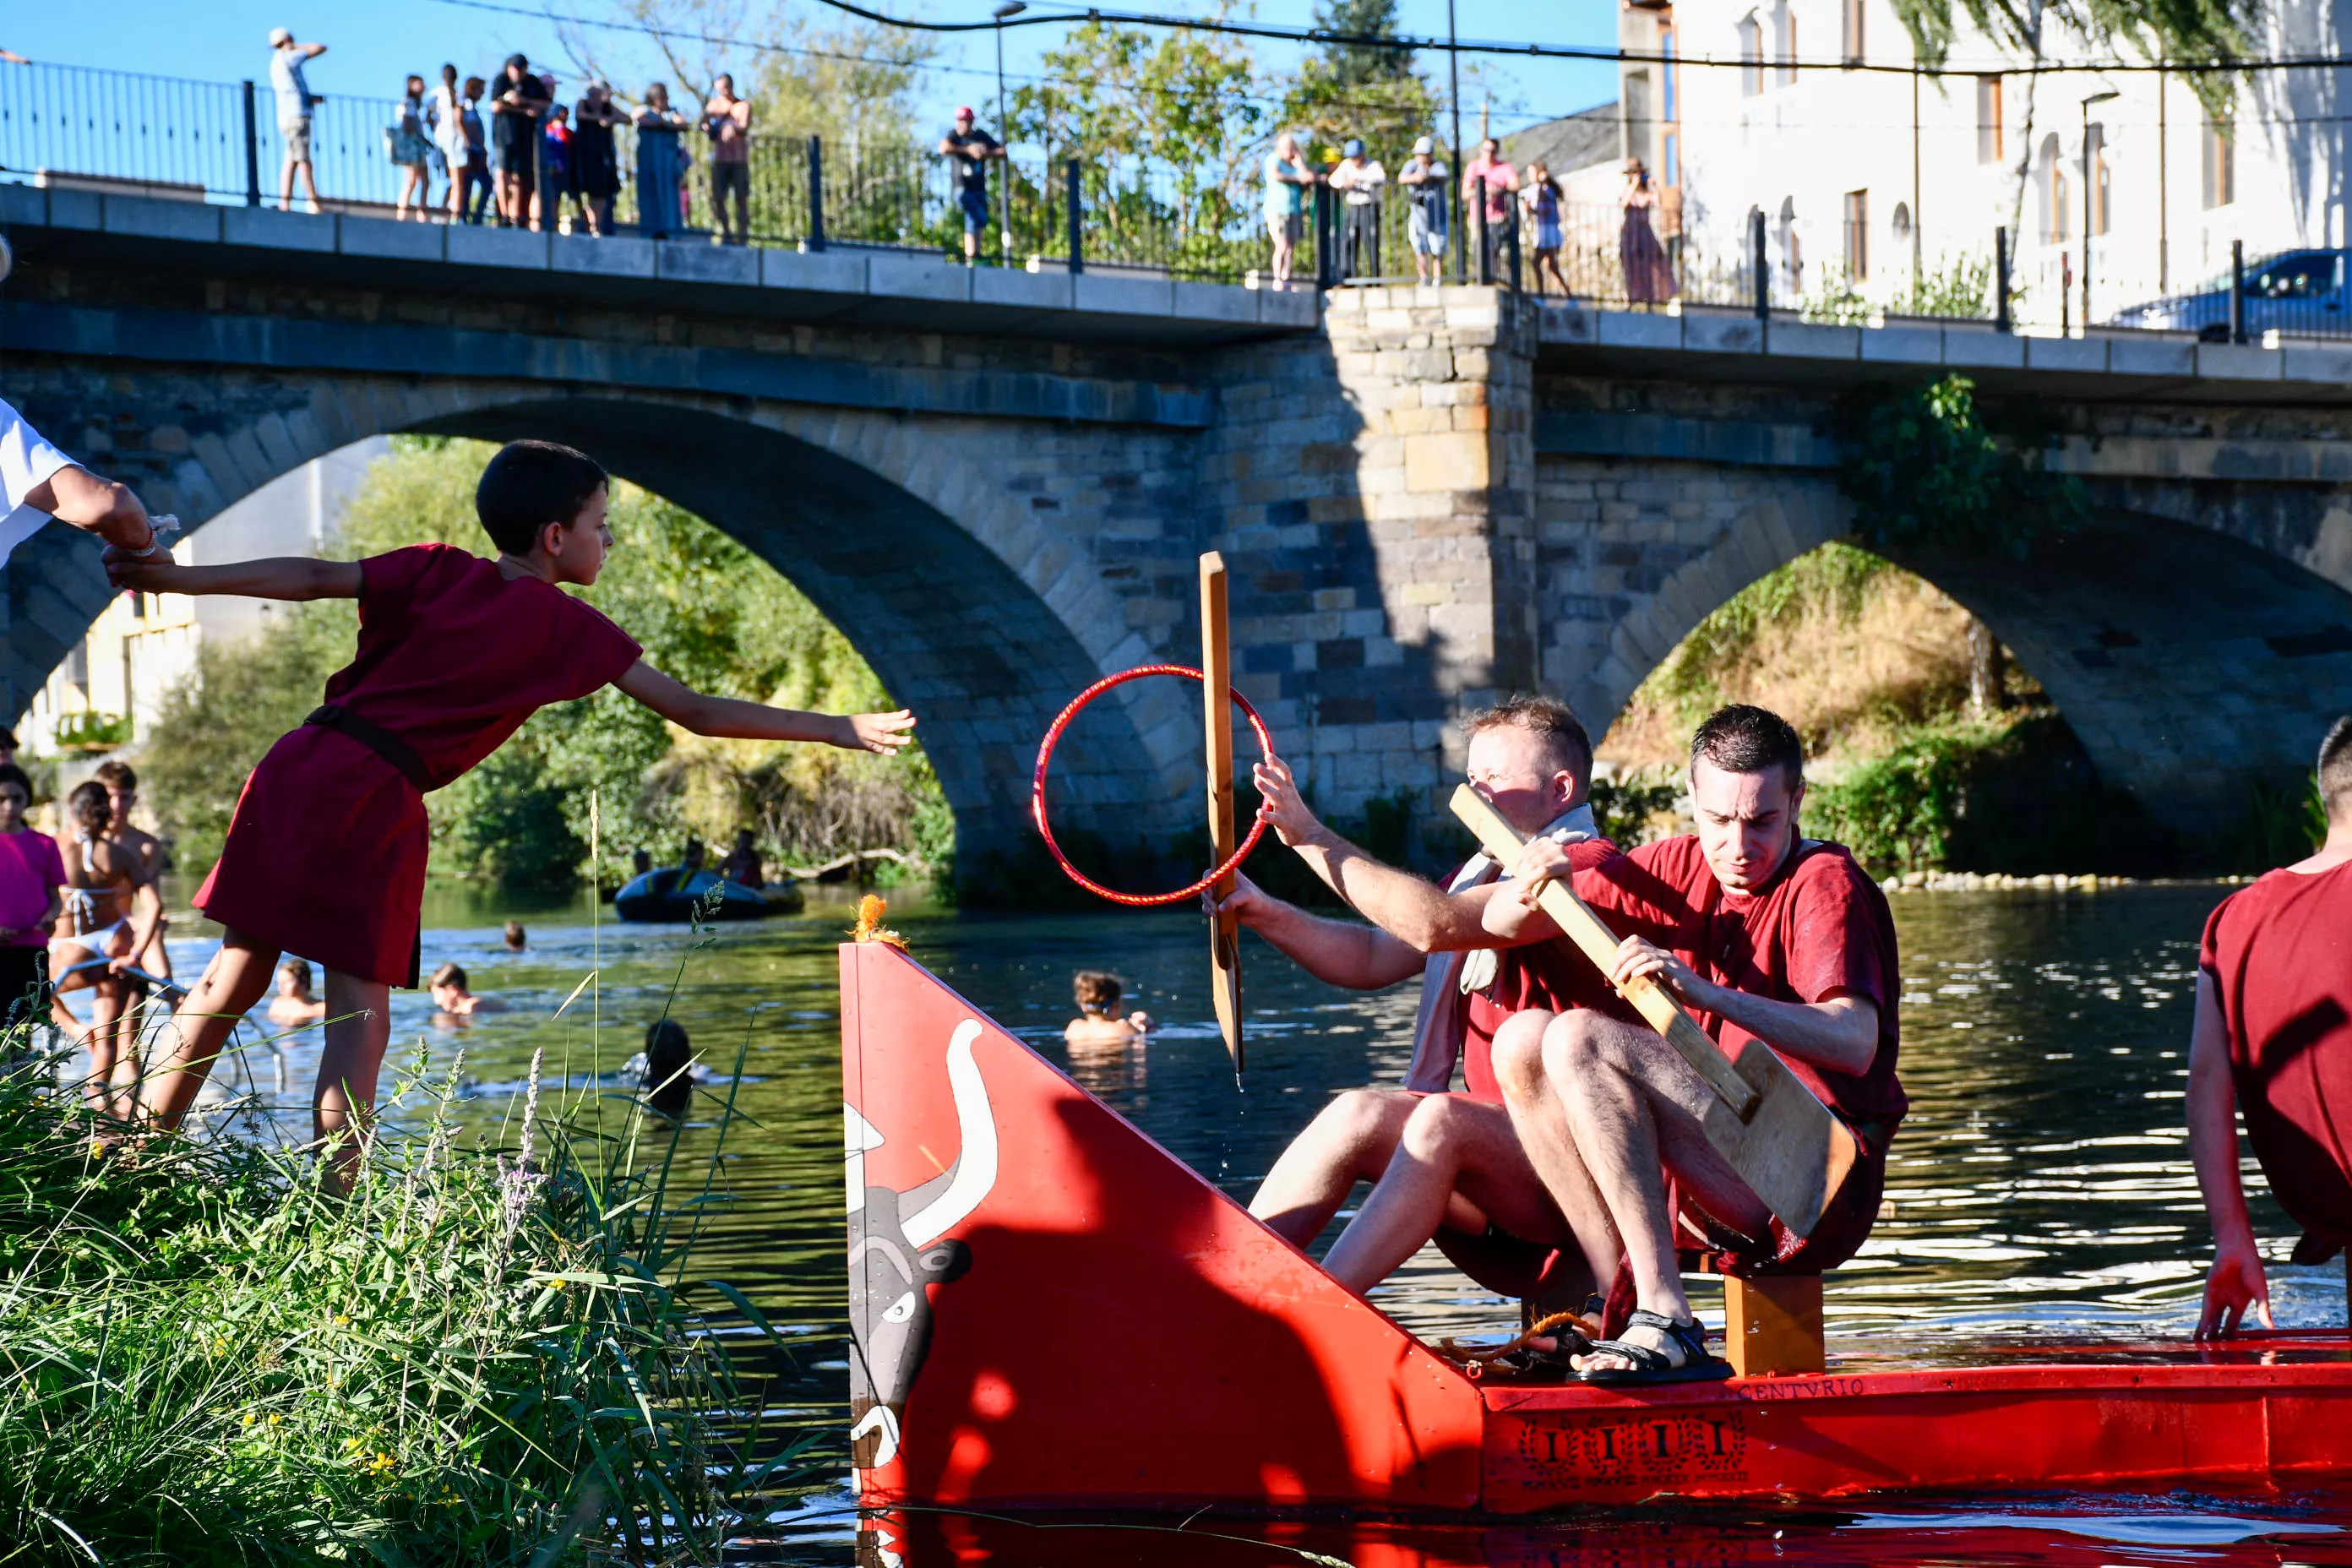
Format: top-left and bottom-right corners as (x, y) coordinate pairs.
(1548, 466), (2352, 840)
(2, 373), (1200, 869)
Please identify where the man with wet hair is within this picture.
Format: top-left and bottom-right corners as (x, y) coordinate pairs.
(1483, 704), (1906, 1382)
(2191, 715), (2352, 1336)
(1210, 695), (1643, 1302)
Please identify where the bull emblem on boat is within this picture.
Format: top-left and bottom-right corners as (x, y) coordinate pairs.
(846, 1018), (997, 1470)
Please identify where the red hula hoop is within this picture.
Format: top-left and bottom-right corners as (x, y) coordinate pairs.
(1031, 664), (1277, 906)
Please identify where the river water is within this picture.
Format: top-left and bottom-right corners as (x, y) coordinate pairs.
(140, 878), (2352, 1565)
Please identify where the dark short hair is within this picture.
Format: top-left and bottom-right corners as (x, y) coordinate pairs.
(1074, 970), (1123, 1009)
(280, 958), (313, 988)
(430, 961), (468, 990)
(1690, 704), (1805, 786)
(2322, 716), (2352, 817)
(0, 764), (30, 798)
(0, 727), (17, 750)
(94, 759), (138, 792)
(68, 780), (112, 831)
(475, 441), (609, 554)
(1465, 694), (1593, 786)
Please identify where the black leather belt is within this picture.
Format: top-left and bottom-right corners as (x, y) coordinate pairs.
(305, 705), (431, 791)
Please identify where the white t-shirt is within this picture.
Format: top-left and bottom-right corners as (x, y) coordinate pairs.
(0, 399), (71, 571)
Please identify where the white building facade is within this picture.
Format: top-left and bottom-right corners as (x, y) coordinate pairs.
(1619, 0), (2349, 329)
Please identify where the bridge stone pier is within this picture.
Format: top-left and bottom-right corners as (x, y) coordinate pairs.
(6, 186), (2352, 875)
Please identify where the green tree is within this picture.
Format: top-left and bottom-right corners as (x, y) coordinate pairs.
(1282, 0), (1439, 162)
(1835, 375), (2089, 559)
(1891, 0), (2258, 121)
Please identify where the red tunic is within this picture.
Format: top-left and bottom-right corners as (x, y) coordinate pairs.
(2199, 860), (2352, 1257)
(1460, 836), (1644, 1101)
(1584, 835), (1906, 1271)
(197, 546), (642, 985)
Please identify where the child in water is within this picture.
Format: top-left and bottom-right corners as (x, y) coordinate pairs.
(640, 1016), (697, 1119)
(268, 959), (326, 1025)
(1064, 970), (1152, 1046)
(427, 961), (504, 1019)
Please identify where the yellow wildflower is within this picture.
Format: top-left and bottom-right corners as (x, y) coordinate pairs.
(367, 1450), (397, 1476)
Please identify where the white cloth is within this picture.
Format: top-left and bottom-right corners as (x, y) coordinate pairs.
(1400, 802), (1598, 1093)
(0, 397), (72, 571)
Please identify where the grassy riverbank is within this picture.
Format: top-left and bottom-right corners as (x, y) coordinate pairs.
(0, 1028), (808, 1564)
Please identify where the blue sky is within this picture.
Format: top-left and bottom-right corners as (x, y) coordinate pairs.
(4, 0), (1622, 137)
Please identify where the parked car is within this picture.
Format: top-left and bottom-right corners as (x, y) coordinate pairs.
(2107, 248), (2350, 340)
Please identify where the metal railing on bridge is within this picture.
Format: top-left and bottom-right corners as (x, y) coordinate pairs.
(4, 55), (2345, 340)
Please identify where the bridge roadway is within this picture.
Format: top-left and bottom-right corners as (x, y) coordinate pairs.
(6, 183), (2352, 872)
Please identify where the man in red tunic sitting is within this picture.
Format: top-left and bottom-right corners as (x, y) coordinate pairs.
(108, 440), (916, 1168)
(2191, 716), (2352, 1337)
(1482, 705), (1906, 1383)
(1211, 696), (1640, 1302)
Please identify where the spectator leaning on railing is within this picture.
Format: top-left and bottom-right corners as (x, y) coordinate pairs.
(490, 54), (550, 231)
(938, 107), (1004, 266)
(1328, 138), (1386, 284)
(268, 26), (328, 215)
(633, 84), (692, 240)
(1462, 136), (1516, 276)
(571, 81), (623, 238)
(1398, 136), (1449, 286)
(705, 74), (754, 247)
(1262, 133), (1315, 291)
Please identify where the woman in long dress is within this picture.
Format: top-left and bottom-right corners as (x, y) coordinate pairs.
(633, 82), (690, 239)
(1619, 158), (1676, 307)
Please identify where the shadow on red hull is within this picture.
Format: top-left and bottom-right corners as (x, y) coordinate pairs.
(838, 942), (2352, 1517)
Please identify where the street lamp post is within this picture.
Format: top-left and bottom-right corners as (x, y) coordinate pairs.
(994, 1), (1026, 268)
(1448, 0), (1463, 283)
(2081, 89), (2119, 329)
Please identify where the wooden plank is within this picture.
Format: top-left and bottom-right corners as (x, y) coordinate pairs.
(1446, 784), (1858, 1238)
(1200, 553), (1242, 1075)
(1723, 1271), (1826, 1376)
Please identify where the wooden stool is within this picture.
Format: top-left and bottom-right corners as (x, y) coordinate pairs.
(1723, 1271), (1825, 1376)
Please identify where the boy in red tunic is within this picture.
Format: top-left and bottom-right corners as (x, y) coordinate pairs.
(2191, 715), (2352, 1336)
(1483, 705), (1905, 1382)
(107, 440), (914, 1162)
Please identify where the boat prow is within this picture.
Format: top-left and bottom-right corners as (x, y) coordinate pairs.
(613, 868), (781, 923)
(840, 941), (2352, 1514)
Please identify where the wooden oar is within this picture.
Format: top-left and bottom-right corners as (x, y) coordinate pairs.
(1201, 552), (1243, 1076)
(1448, 785), (1857, 1239)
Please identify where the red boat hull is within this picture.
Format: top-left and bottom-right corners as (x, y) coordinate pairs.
(840, 942), (2352, 1513)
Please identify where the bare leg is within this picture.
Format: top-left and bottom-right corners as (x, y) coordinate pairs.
(1249, 1086), (1420, 1248)
(1545, 1011), (1772, 1369)
(295, 161), (320, 214)
(1319, 1092), (1570, 1295)
(137, 928), (280, 1130)
(314, 970), (394, 1189)
(1492, 1009), (1625, 1288)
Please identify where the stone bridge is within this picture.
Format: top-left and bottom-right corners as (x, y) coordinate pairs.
(6, 184), (2352, 874)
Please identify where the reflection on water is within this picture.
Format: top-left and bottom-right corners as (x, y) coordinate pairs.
(119, 880), (2352, 1564)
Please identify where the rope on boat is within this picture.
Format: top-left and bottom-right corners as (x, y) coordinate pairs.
(1429, 1309), (1601, 1380)
(1031, 663), (1278, 906)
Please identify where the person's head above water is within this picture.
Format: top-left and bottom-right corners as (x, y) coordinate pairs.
(1072, 970), (1124, 1015)
(1462, 694), (1593, 837)
(503, 919), (526, 951)
(278, 958), (315, 998)
(475, 439), (611, 585)
(428, 961), (471, 1004)
(1687, 703), (1805, 894)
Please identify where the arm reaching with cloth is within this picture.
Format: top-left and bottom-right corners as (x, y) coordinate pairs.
(1484, 835), (1880, 1076)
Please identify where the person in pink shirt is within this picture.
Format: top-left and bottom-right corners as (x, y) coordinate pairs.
(0, 764), (63, 1036)
(1460, 137), (1517, 275)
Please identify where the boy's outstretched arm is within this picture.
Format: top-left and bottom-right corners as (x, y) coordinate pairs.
(614, 662), (917, 754)
(105, 551), (363, 601)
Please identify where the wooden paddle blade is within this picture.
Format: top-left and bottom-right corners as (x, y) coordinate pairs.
(1201, 553), (1242, 1074)
(1445, 784), (1851, 1237)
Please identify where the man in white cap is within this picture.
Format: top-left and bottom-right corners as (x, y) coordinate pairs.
(268, 26), (329, 214)
(1398, 135), (1450, 286)
(0, 398), (166, 571)
(1327, 137), (1386, 283)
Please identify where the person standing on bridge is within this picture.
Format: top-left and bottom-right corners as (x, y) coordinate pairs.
(0, 395), (166, 570)
(571, 80), (623, 237)
(267, 27), (328, 215)
(2191, 716), (2352, 1337)
(490, 54), (551, 231)
(704, 74), (754, 246)
(1262, 133), (1315, 290)
(1398, 136), (1449, 286)
(632, 84), (691, 240)
(938, 107), (1003, 266)
(104, 440), (917, 1179)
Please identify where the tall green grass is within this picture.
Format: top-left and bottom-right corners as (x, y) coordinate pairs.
(0, 1012), (817, 1563)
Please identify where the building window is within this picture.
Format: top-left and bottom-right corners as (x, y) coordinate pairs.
(1976, 76), (2002, 163)
(1844, 189), (1869, 279)
(1843, 0), (1865, 63)
(2202, 113), (2235, 209)
(1663, 130), (1680, 186)
(2039, 133), (2070, 242)
(1775, 0), (1799, 86)
(2087, 122), (2110, 235)
(1739, 17), (1763, 96)
(1662, 25), (1679, 121)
